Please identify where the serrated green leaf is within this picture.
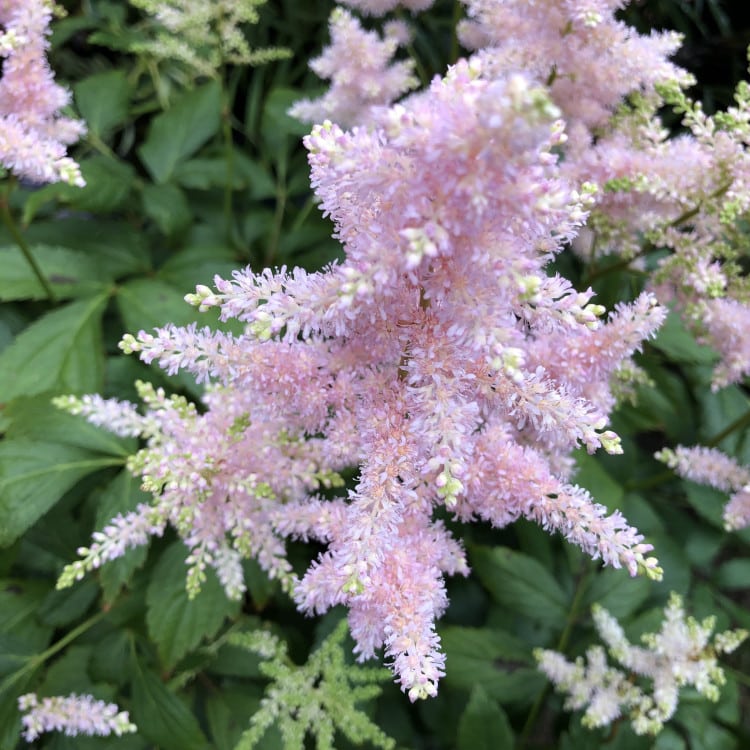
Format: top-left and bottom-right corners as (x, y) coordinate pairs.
(471, 546), (569, 626)
(683, 482), (726, 529)
(715, 558), (750, 589)
(574, 451), (624, 508)
(74, 70), (130, 137)
(0, 440), (123, 547)
(0, 245), (109, 301)
(22, 156), (136, 222)
(174, 157), (244, 190)
(582, 567), (651, 619)
(116, 278), (199, 333)
(457, 685), (514, 750)
(37, 645), (95, 696)
(141, 183), (192, 235)
(440, 625), (543, 704)
(131, 662), (209, 750)
(651, 311), (717, 365)
(138, 81), (222, 183)
(157, 243), (241, 293)
(11, 218), (151, 277)
(0, 293), (108, 401)
(37, 578), (99, 627)
(205, 685), (263, 750)
(146, 543), (240, 668)
(261, 87), (311, 150)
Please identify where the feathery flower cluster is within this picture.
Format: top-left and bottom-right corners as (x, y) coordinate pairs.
(289, 8), (419, 129)
(56, 380), (345, 597)
(229, 620), (395, 749)
(129, 0), (289, 78)
(18, 693), (137, 742)
(449, 0), (750, 389)
(0, 0), (85, 186)
(536, 593), (748, 735)
(655, 446), (750, 530)
(62, 53), (667, 700)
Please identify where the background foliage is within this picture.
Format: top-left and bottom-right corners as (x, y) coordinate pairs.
(1, 0), (750, 748)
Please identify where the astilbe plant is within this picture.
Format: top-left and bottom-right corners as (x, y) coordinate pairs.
(47, 0), (750, 736)
(59, 55), (667, 701)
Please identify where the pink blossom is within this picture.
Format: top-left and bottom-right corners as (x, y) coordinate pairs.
(18, 693), (136, 741)
(0, 0), (85, 185)
(290, 8), (418, 128)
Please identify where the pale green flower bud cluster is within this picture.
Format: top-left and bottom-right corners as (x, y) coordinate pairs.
(129, 0), (290, 78)
(536, 593), (747, 735)
(228, 620), (395, 750)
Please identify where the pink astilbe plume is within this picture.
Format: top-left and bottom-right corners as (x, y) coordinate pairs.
(0, 0), (85, 185)
(656, 445), (750, 530)
(60, 55), (668, 700)
(289, 8), (418, 128)
(18, 694), (136, 742)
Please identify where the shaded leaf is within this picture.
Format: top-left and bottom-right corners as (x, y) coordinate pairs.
(138, 81), (222, 183)
(146, 542), (240, 668)
(74, 70), (130, 137)
(131, 662), (209, 750)
(471, 546), (569, 626)
(0, 440), (123, 547)
(440, 625), (543, 705)
(0, 245), (109, 301)
(0, 294), (108, 401)
(457, 685), (514, 750)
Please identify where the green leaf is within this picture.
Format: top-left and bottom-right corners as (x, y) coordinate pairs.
(582, 567), (651, 619)
(715, 559), (750, 590)
(138, 81), (222, 183)
(0, 293), (108, 401)
(158, 243), (241, 293)
(574, 451), (624, 508)
(261, 87), (312, 152)
(14, 218), (151, 277)
(683, 482), (726, 529)
(440, 625), (543, 705)
(174, 157), (244, 190)
(0, 440), (123, 547)
(131, 662), (209, 750)
(651, 311), (717, 365)
(74, 70), (130, 137)
(141, 183), (192, 235)
(116, 278), (199, 333)
(146, 542), (240, 668)
(22, 156), (136, 222)
(4, 395), (134, 456)
(471, 546), (569, 626)
(38, 578), (99, 627)
(0, 245), (109, 301)
(457, 685), (514, 750)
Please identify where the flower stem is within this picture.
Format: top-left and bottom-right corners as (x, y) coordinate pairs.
(0, 610), (107, 696)
(0, 186), (56, 302)
(518, 564), (591, 748)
